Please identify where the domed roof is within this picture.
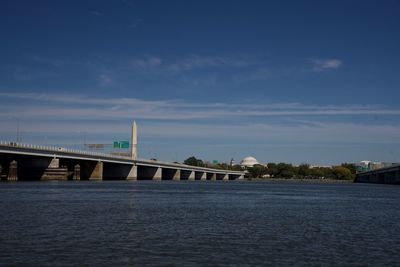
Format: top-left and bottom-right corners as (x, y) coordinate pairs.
(240, 156), (259, 167)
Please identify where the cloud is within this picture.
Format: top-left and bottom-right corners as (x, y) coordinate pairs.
(167, 55), (258, 73)
(98, 73), (113, 87)
(1, 92), (400, 163)
(311, 59), (342, 71)
(0, 92), (399, 122)
(131, 56), (163, 69)
(128, 55), (262, 75)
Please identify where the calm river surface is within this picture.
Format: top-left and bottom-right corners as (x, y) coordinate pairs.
(0, 181), (399, 266)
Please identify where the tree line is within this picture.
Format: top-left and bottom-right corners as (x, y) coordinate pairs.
(246, 163), (356, 180)
(183, 156), (356, 180)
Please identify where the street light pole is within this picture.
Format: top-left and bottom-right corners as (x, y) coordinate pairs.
(15, 118), (20, 143)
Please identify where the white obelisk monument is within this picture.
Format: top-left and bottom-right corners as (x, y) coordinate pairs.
(131, 121), (137, 160)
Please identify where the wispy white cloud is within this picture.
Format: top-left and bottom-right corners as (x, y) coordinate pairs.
(1, 92), (399, 162)
(311, 58), (342, 71)
(128, 55), (262, 75)
(98, 73), (113, 87)
(0, 92), (399, 121)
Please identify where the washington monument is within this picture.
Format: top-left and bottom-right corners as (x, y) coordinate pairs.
(131, 121), (137, 160)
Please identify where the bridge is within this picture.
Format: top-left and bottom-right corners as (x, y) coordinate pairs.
(355, 164), (400, 185)
(0, 141), (244, 181)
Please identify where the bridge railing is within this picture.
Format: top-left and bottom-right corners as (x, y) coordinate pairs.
(0, 141), (132, 161)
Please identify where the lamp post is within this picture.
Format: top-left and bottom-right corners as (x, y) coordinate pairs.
(13, 117), (20, 143)
(17, 118), (20, 142)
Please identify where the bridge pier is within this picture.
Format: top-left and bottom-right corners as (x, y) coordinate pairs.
(41, 158), (68, 181)
(173, 169), (181, 181)
(195, 171), (206, 180)
(138, 166), (161, 180)
(126, 165), (137, 180)
(152, 167), (161, 180)
(89, 161), (103, 181)
(73, 164), (80, 180)
(161, 168), (179, 180)
(7, 160), (18, 181)
(207, 172), (216, 181)
(216, 173), (227, 180)
(188, 171), (195, 181)
(180, 170), (194, 180)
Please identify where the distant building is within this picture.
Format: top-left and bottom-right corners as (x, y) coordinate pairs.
(355, 161), (399, 172)
(240, 156), (260, 168)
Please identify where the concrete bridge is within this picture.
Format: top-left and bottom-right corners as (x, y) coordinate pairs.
(0, 141), (244, 181)
(355, 164), (400, 185)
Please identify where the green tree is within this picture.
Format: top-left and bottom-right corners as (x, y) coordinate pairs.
(341, 163), (357, 175)
(247, 164), (267, 178)
(184, 156), (204, 167)
(331, 166), (354, 180)
(266, 163), (279, 177)
(297, 164), (311, 177)
(277, 163), (295, 178)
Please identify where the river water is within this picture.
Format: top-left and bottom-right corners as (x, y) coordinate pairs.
(0, 181), (399, 266)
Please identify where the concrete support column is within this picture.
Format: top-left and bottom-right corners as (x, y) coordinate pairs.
(237, 174), (244, 180)
(8, 160), (18, 181)
(41, 157), (68, 181)
(172, 169), (181, 181)
(153, 167), (162, 180)
(194, 171), (205, 180)
(222, 173), (229, 181)
(188, 171), (195, 181)
(73, 164), (81, 180)
(89, 161), (103, 180)
(48, 158), (59, 168)
(127, 165), (138, 180)
(210, 173), (216, 181)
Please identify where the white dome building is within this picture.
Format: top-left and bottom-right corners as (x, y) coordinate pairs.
(240, 156), (260, 167)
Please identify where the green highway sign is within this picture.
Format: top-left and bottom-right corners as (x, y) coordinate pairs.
(113, 141), (129, 149)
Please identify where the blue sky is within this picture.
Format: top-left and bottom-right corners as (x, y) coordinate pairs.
(1, 0), (400, 164)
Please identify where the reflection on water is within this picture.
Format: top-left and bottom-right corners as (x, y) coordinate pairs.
(0, 181), (399, 266)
